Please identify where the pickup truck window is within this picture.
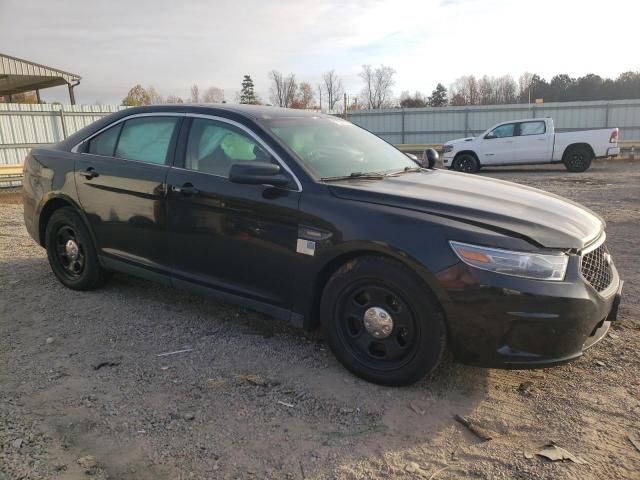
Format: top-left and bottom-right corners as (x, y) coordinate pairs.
(519, 121), (546, 136)
(489, 123), (515, 138)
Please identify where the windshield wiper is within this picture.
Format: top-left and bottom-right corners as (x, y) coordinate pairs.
(320, 171), (387, 181)
(388, 166), (422, 175)
(321, 166), (422, 182)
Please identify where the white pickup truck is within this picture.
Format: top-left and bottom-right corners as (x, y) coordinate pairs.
(442, 118), (619, 173)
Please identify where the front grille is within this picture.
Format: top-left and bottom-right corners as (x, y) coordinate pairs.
(581, 243), (613, 292)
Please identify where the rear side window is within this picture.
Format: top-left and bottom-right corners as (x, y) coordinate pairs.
(519, 121), (546, 136)
(88, 123), (122, 156)
(115, 117), (179, 164)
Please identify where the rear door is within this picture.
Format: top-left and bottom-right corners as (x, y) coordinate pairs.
(480, 122), (517, 164)
(165, 116), (302, 309)
(514, 120), (552, 163)
(75, 114), (183, 273)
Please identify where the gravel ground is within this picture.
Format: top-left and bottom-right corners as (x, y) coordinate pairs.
(1, 159), (639, 479)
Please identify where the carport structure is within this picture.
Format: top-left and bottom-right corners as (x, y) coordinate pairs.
(0, 53), (81, 104)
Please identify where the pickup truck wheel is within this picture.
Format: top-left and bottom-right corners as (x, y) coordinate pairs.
(563, 146), (593, 172)
(453, 153), (479, 173)
(320, 256), (447, 386)
(45, 207), (109, 290)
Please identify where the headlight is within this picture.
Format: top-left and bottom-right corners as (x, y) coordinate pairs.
(449, 241), (568, 281)
(443, 145), (454, 153)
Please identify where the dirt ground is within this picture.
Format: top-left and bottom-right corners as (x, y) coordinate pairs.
(1, 159), (639, 480)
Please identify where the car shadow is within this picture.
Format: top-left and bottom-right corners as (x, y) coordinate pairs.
(1, 256), (491, 479)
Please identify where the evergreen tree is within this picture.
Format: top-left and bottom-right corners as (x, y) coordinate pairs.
(240, 75), (258, 104)
(428, 83), (448, 107)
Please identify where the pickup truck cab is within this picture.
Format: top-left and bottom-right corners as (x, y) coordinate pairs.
(442, 118), (619, 173)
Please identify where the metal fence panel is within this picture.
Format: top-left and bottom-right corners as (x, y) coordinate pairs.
(0, 104), (126, 165)
(349, 99), (640, 145)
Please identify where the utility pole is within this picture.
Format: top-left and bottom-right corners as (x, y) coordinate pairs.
(344, 93), (348, 120)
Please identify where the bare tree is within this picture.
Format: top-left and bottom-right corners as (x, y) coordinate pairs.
(449, 75), (479, 105)
(478, 76), (494, 105)
(518, 72), (534, 103)
(190, 84), (200, 103)
(495, 75), (517, 104)
(202, 86), (224, 103)
(359, 64), (396, 109)
(268, 70), (297, 107)
(291, 81), (314, 109)
(322, 70), (344, 111)
(147, 86), (164, 104)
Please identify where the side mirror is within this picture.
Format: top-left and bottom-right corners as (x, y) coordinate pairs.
(424, 148), (439, 168)
(484, 132), (496, 139)
(229, 161), (290, 187)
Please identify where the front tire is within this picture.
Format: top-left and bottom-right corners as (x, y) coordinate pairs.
(452, 153), (479, 173)
(563, 146), (593, 172)
(45, 207), (109, 290)
(320, 256), (447, 386)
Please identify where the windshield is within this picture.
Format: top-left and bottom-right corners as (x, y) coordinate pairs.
(265, 117), (417, 179)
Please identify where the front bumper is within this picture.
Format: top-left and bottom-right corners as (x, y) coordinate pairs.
(437, 254), (622, 368)
(442, 153), (454, 168)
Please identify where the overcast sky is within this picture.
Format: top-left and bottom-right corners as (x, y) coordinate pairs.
(1, 0), (638, 105)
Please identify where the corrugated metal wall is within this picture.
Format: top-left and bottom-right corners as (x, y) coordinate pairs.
(0, 104), (126, 165)
(348, 99), (640, 145)
(2, 100), (639, 166)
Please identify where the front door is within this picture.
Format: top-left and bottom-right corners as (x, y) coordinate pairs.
(480, 122), (517, 164)
(75, 115), (182, 272)
(166, 116), (301, 309)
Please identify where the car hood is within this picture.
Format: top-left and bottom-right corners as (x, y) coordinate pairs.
(327, 170), (604, 249)
(445, 136), (476, 146)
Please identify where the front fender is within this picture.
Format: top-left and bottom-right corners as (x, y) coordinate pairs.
(292, 238), (456, 331)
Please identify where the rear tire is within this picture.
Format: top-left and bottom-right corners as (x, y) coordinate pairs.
(452, 153), (479, 173)
(563, 146), (593, 172)
(320, 256), (447, 386)
(45, 207), (109, 290)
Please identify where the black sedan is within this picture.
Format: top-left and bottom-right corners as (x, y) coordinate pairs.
(23, 104), (623, 386)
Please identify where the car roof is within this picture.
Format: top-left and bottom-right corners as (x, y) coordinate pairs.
(123, 103), (329, 120)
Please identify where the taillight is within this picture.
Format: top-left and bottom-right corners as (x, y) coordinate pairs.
(609, 130), (618, 144)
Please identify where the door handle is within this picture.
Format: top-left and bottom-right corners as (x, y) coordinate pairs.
(171, 183), (199, 196)
(79, 167), (99, 179)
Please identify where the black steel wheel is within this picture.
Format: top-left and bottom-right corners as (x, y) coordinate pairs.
(54, 225), (86, 278)
(335, 282), (419, 371)
(321, 256), (447, 386)
(45, 206), (109, 290)
(563, 146), (593, 172)
(452, 153), (479, 173)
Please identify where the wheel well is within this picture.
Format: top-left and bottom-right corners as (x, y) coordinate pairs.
(38, 198), (74, 246)
(453, 150), (479, 165)
(308, 251), (447, 332)
(563, 143), (595, 160)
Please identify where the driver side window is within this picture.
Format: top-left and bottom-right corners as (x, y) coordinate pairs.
(489, 123), (515, 138)
(185, 119), (273, 177)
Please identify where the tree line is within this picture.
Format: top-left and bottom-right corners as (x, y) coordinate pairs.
(112, 69), (640, 110)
